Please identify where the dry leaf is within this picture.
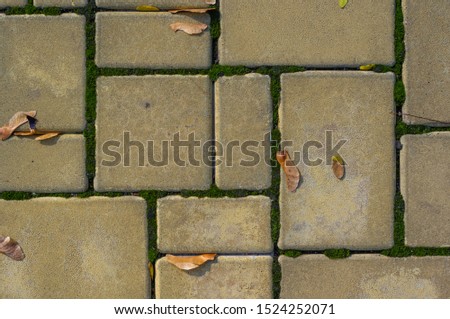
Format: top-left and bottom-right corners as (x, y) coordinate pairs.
(360, 64), (376, 71)
(136, 5), (160, 11)
(170, 22), (208, 35)
(168, 8), (214, 14)
(0, 236), (25, 261)
(35, 132), (60, 141)
(166, 253), (216, 270)
(0, 111), (37, 141)
(339, 0), (348, 9)
(205, 0), (216, 4)
(332, 155), (345, 180)
(277, 149), (301, 192)
(148, 262), (154, 281)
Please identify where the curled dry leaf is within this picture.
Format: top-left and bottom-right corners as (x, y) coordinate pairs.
(170, 22), (208, 35)
(168, 8), (214, 14)
(35, 132), (60, 141)
(166, 253), (216, 271)
(0, 111), (37, 141)
(339, 0), (348, 9)
(277, 149), (301, 192)
(136, 5), (160, 11)
(332, 155), (345, 180)
(360, 64), (376, 71)
(0, 236), (25, 261)
(148, 262), (154, 281)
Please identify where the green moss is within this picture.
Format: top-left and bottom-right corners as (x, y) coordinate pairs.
(324, 249), (351, 259)
(281, 250), (302, 258)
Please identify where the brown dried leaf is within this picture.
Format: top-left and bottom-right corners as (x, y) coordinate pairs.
(168, 8), (214, 14)
(0, 111), (37, 141)
(35, 132), (60, 141)
(0, 236), (25, 261)
(170, 22), (208, 35)
(332, 155), (345, 180)
(277, 149), (301, 192)
(166, 253), (216, 270)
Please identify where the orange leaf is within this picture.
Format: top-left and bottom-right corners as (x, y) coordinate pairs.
(35, 132), (60, 141)
(168, 8), (214, 14)
(277, 149), (301, 192)
(0, 236), (25, 261)
(170, 22), (208, 35)
(1, 111), (37, 140)
(332, 155), (345, 180)
(166, 253), (216, 270)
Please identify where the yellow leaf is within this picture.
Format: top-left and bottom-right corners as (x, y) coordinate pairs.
(277, 149), (301, 192)
(332, 155), (345, 180)
(148, 262), (154, 281)
(170, 22), (208, 35)
(360, 64), (376, 71)
(136, 5), (160, 11)
(166, 253), (216, 270)
(339, 0), (348, 9)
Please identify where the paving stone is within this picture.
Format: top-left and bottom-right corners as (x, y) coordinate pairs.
(156, 256), (272, 299)
(0, 197), (149, 298)
(0, 14), (85, 132)
(400, 132), (450, 247)
(280, 255), (450, 298)
(219, 0), (395, 67)
(215, 74), (272, 190)
(0, 135), (87, 193)
(34, 0), (87, 7)
(278, 71), (395, 250)
(96, 12), (211, 69)
(157, 196), (272, 253)
(0, 0), (27, 8)
(402, 0), (450, 126)
(96, 0), (211, 10)
(95, 75), (212, 192)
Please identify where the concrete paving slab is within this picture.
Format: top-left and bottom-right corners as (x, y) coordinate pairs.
(96, 0), (211, 10)
(0, 0), (27, 8)
(34, 0), (87, 7)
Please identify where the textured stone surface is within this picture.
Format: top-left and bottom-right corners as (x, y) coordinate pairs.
(278, 71), (395, 250)
(95, 75), (212, 191)
(0, 197), (149, 298)
(96, 12), (211, 69)
(96, 0), (210, 10)
(215, 74), (272, 190)
(0, 0), (26, 8)
(400, 132), (450, 247)
(219, 0), (395, 67)
(34, 0), (87, 7)
(402, 0), (450, 126)
(157, 196), (272, 253)
(0, 14), (85, 132)
(280, 255), (450, 298)
(0, 135), (87, 193)
(156, 256), (272, 299)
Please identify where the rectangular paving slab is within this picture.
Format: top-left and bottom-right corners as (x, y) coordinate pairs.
(215, 74), (272, 190)
(0, 197), (149, 298)
(96, 0), (212, 10)
(400, 132), (450, 247)
(280, 255), (450, 298)
(219, 0), (395, 67)
(402, 0), (450, 126)
(95, 75), (212, 191)
(156, 256), (272, 299)
(0, 14), (85, 132)
(278, 71), (395, 250)
(157, 196), (272, 253)
(0, 0), (26, 8)
(0, 135), (87, 193)
(96, 12), (211, 69)
(34, 0), (87, 7)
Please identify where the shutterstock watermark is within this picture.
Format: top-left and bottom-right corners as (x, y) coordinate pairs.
(100, 131), (347, 167)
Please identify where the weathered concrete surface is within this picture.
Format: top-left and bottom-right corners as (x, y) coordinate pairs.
(0, 135), (87, 193)
(157, 196), (272, 253)
(0, 197), (149, 298)
(278, 71), (395, 250)
(156, 256), (272, 299)
(96, 12), (211, 69)
(402, 0), (450, 126)
(215, 74), (272, 190)
(96, 0), (211, 10)
(0, 14), (85, 132)
(95, 75), (212, 191)
(280, 255), (450, 298)
(400, 132), (450, 247)
(0, 0), (27, 8)
(219, 0), (395, 67)
(34, 0), (87, 7)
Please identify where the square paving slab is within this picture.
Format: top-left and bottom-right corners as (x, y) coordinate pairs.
(0, 0), (26, 8)
(402, 0), (450, 126)
(96, 12), (211, 69)
(278, 71), (395, 250)
(219, 0), (395, 67)
(156, 256), (272, 299)
(215, 74), (272, 190)
(400, 132), (450, 247)
(0, 14), (85, 132)
(34, 0), (87, 7)
(280, 255), (450, 298)
(157, 196), (272, 253)
(0, 197), (149, 298)
(95, 75), (212, 191)
(96, 0), (211, 10)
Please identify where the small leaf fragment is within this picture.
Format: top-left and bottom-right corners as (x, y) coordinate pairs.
(35, 132), (60, 141)
(168, 8), (214, 14)
(148, 262), (154, 281)
(136, 5), (160, 11)
(332, 155), (345, 180)
(277, 149), (301, 192)
(205, 0), (216, 4)
(166, 253), (216, 270)
(0, 236), (25, 261)
(339, 0), (348, 9)
(170, 22), (208, 35)
(359, 64), (376, 71)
